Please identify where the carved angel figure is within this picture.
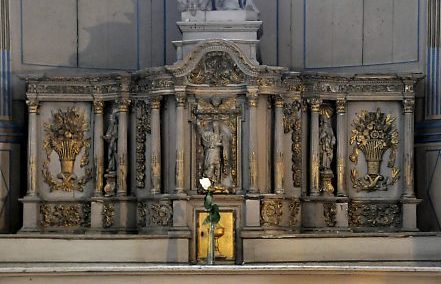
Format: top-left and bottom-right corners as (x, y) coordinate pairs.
(197, 120), (233, 190)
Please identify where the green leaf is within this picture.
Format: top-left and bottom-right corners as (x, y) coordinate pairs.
(203, 215), (211, 225)
(211, 211), (221, 224)
(204, 192), (213, 209)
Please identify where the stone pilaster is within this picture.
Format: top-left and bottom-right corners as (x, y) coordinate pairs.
(150, 97), (161, 195)
(175, 88), (186, 195)
(93, 99), (104, 196)
(117, 98), (130, 196)
(309, 97), (321, 196)
(336, 97), (347, 197)
(274, 96), (284, 195)
(403, 96), (415, 198)
(26, 99), (39, 197)
(247, 87), (259, 194)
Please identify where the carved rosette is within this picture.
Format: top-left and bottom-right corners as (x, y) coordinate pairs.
(323, 203), (337, 227)
(350, 108), (400, 191)
(260, 199), (283, 227)
(188, 51), (244, 86)
(135, 100), (151, 189)
(40, 203), (91, 228)
(42, 108), (92, 192)
(283, 101), (302, 187)
(103, 202), (115, 229)
(146, 201), (173, 227)
(349, 202), (401, 228)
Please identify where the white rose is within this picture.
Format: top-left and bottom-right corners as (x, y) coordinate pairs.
(199, 178), (211, 190)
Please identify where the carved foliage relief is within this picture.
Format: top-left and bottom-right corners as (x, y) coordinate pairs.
(349, 108), (400, 192)
(40, 203), (91, 228)
(135, 100), (151, 189)
(42, 108), (92, 192)
(349, 202), (401, 228)
(188, 51), (245, 86)
(261, 199), (283, 227)
(283, 101), (302, 188)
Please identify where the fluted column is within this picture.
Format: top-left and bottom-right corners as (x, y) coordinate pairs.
(310, 97), (321, 196)
(274, 96), (284, 194)
(175, 88), (186, 195)
(403, 96), (415, 198)
(336, 97), (347, 197)
(150, 97), (162, 195)
(117, 98), (130, 196)
(247, 87), (259, 194)
(93, 100), (104, 196)
(26, 99), (39, 197)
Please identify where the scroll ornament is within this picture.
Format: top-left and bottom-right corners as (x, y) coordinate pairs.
(42, 108), (92, 192)
(349, 108), (400, 191)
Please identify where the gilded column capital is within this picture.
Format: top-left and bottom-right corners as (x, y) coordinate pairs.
(93, 100), (104, 114)
(336, 97), (346, 114)
(247, 88), (259, 108)
(403, 98), (415, 113)
(151, 97), (162, 110)
(175, 92), (186, 107)
(26, 100), (40, 114)
(118, 98), (131, 112)
(309, 97), (322, 112)
(273, 95), (285, 108)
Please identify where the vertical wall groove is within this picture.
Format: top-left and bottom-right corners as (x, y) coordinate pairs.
(0, 0), (11, 119)
(427, 0), (441, 119)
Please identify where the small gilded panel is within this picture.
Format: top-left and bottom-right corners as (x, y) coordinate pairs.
(197, 210), (235, 263)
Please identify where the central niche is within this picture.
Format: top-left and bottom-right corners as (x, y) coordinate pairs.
(192, 97), (242, 194)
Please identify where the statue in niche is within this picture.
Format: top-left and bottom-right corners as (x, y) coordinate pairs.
(319, 105), (336, 194)
(320, 115), (335, 170)
(177, 0), (258, 12)
(197, 119), (233, 192)
(103, 107), (118, 196)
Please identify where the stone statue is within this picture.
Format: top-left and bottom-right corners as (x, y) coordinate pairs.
(319, 114), (336, 170)
(197, 120), (233, 190)
(103, 107), (118, 173)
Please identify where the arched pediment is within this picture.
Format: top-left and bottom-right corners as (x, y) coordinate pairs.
(166, 39), (264, 85)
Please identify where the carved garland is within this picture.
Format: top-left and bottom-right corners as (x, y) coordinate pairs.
(283, 101), (302, 188)
(137, 202), (147, 228)
(349, 108), (400, 192)
(135, 100), (151, 189)
(323, 202), (337, 227)
(42, 108), (92, 192)
(288, 199), (300, 227)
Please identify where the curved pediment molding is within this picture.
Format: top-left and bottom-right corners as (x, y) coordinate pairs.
(165, 39), (285, 85)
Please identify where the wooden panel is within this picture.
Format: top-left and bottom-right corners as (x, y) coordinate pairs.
(305, 0), (334, 67)
(305, 0), (363, 68)
(138, 0), (165, 68)
(78, 0), (138, 69)
(278, 0), (292, 68)
(254, 0), (278, 65)
(165, 0), (180, 65)
(332, 0), (363, 66)
(22, 0), (77, 66)
(393, 0), (419, 62)
(363, 0), (394, 64)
